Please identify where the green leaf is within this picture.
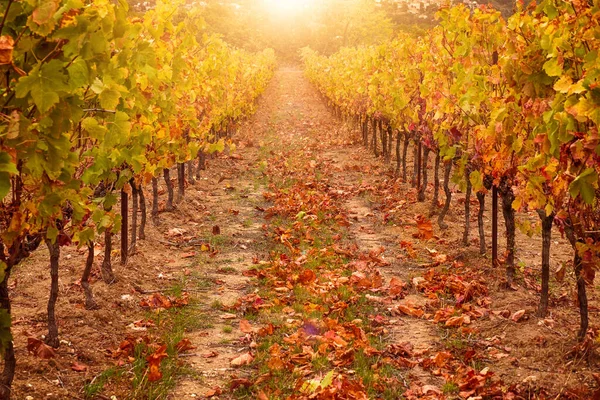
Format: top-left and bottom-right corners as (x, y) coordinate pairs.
(543, 58), (562, 77)
(469, 170), (484, 191)
(46, 225), (59, 243)
(15, 60), (67, 113)
(99, 86), (122, 110)
(67, 58), (90, 90)
(81, 117), (107, 139)
(569, 168), (598, 205)
(0, 153), (18, 175)
(0, 172), (10, 201)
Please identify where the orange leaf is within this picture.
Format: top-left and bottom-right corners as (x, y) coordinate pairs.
(239, 319), (255, 334)
(396, 304), (424, 318)
(258, 391), (269, 400)
(433, 351), (453, 367)
(146, 345), (168, 382)
(205, 386), (222, 398)
(511, 310), (526, 322)
(414, 215), (434, 240)
(389, 277), (405, 296)
(0, 36), (14, 65)
(231, 352), (254, 367)
(445, 316), (465, 327)
(175, 338), (196, 353)
(298, 269), (316, 285)
(71, 362), (88, 372)
(26, 338), (56, 359)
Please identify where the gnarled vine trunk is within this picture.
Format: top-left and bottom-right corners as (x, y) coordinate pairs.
(176, 163), (185, 203)
(138, 186), (146, 240)
(102, 229), (115, 284)
(536, 210), (555, 317)
(430, 153), (440, 216)
(395, 131), (401, 176)
(196, 151), (206, 179)
(81, 241), (98, 310)
(463, 165), (472, 246)
(163, 168), (174, 211)
(130, 181), (138, 256)
(477, 192), (486, 254)
(564, 222), (588, 341)
(372, 118), (378, 157)
(45, 238), (60, 348)
(402, 134), (409, 182)
(151, 177), (159, 226)
(120, 188), (128, 266)
(438, 161), (452, 229)
(500, 183), (516, 285)
(418, 147), (429, 202)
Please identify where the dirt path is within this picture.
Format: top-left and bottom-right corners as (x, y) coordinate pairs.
(167, 67), (598, 399)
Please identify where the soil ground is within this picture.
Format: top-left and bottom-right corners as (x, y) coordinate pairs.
(9, 68), (599, 399)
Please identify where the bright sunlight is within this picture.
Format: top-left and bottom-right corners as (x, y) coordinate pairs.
(262, 0), (315, 17)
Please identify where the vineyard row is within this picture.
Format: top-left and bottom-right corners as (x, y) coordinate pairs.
(301, 0), (600, 343)
(0, 0), (276, 397)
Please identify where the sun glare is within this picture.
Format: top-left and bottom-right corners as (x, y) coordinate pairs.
(263, 0), (315, 17)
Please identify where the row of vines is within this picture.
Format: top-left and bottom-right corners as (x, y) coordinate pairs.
(302, 0), (600, 343)
(0, 0), (275, 396)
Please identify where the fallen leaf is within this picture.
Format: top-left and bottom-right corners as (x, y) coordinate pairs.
(205, 386), (222, 398)
(258, 391), (269, 400)
(389, 277), (405, 297)
(445, 316), (465, 327)
(71, 362), (88, 372)
(230, 378), (252, 390)
(220, 313), (237, 320)
(396, 304), (424, 318)
(298, 269), (316, 285)
(181, 252), (196, 259)
(140, 293), (172, 309)
(26, 338), (56, 359)
(239, 319), (255, 334)
(175, 338), (196, 353)
(146, 345), (168, 382)
(422, 385), (442, 395)
(414, 215), (434, 240)
(511, 310), (526, 322)
(212, 225), (221, 235)
(230, 352), (254, 367)
(167, 228), (186, 237)
(202, 351), (219, 358)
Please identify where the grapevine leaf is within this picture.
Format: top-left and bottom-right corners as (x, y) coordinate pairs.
(15, 60), (67, 113)
(0, 172), (10, 201)
(568, 168), (598, 205)
(0, 153), (18, 175)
